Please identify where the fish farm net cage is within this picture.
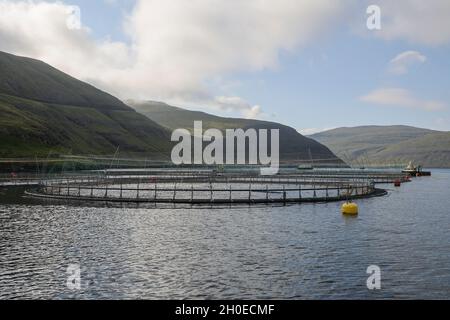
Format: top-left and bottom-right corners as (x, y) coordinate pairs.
(21, 170), (404, 204)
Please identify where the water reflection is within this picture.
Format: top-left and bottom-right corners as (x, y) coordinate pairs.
(0, 171), (450, 299)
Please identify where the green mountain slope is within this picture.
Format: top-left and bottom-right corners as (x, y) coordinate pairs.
(0, 51), (172, 158)
(310, 126), (450, 168)
(0, 51), (128, 111)
(129, 101), (345, 165)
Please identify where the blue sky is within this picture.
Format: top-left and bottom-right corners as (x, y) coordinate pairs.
(1, 0), (450, 133)
(233, 32), (450, 132)
(71, 0), (135, 42)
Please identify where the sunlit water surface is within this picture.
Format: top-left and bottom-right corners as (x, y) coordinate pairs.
(1, 170), (449, 299)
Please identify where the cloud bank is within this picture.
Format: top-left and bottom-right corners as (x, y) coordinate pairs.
(1, 0), (449, 119)
(0, 0), (347, 118)
(373, 0), (450, 46)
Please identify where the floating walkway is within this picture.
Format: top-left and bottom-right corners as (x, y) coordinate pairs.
(25, 186), (387, 204)
(23, 173), (390, 205)
(0, 168), (411, 205)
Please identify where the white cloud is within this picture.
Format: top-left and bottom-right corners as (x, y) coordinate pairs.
(0, 0), (348, 118)
(214, 96), (262, 119)
(388, 51), (426, 75)
(244, 105), (262, 120)
(0, 1), (131, 84)
(360, 88), (446, 111)
(297, 127), (335, 135)
(372, 0), (450, 45)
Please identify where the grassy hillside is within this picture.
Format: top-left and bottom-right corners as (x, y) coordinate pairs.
(0, 51), (128, 111)
(0, 51), (173, 159)
(129, 101), (345, 165)
(310, 126), (450, 168)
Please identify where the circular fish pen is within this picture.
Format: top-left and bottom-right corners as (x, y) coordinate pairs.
(25, 172), (389, 204)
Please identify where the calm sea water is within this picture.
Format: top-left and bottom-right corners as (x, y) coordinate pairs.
(0, 170), (449, 299)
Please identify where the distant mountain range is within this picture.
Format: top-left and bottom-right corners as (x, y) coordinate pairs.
(0, 50), (343, 165)
(0, 51), (172, 159)
(4, 49), (448, 168)
(310, 126), (450, 168)
(129, 101), (344, 165)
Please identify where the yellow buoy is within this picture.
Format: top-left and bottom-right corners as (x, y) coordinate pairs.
(341, 202), (359, 215)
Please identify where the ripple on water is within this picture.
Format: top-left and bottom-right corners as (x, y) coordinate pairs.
(1, 171), (450, 299)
